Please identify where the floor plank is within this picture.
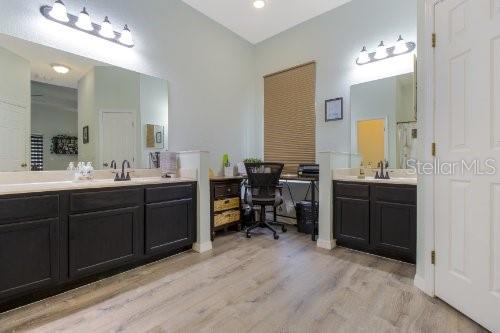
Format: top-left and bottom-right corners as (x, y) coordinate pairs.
(0, 229), (487, 333)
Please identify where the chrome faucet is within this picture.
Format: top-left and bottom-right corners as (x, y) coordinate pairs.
(115, 160), (132, 181)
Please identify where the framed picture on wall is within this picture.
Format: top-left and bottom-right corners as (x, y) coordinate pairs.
(325, 97), (343, 121)
(83, 126), (89, 144)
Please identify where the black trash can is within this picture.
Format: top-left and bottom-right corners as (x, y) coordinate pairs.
(295, 201), (318, 235)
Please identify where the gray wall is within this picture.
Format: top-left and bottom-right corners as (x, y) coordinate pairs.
(253, 0), (417, 158)
(0, 0), (256, 172)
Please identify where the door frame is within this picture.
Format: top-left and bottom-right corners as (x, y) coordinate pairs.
(415, 0), (439, 296)
(98, 109), (137, 169)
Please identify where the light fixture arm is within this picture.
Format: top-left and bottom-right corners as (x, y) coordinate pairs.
(40, 5), (134, 48)
(356, 40), (415, 66)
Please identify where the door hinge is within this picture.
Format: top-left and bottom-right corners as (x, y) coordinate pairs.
(431, 250), (436, 265)
(432, 33), (436, 48)
(432, 142), (436, 156)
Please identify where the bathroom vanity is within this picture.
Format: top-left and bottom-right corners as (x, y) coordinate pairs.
(333, 178), (416, 263)
(0, 179), (197, 310)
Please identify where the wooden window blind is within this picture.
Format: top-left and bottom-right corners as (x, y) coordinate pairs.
(264, 61), (316, 174)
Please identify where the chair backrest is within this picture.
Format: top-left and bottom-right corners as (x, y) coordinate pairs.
(245, 162), (284, 199)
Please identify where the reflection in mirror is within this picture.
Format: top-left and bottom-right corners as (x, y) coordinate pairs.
(350, 73), (416, 169)
(0, 33), (168, 172)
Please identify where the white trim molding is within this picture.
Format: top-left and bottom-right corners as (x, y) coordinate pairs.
(317, 238), (336, 250)
(193, 241), (213, 253)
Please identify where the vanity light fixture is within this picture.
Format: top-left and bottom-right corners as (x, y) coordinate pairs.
(51, 64), (70, 74)
(40, 2), (135, 47)
(75, 7), (93, 31)
(253, 0), (266, 9)
(393, 35), (409, 55)
(99, 16), (115, 39)
(356, 35), (416, 66)
(374, 41), (387, 60)
(48, 0), (69, 22)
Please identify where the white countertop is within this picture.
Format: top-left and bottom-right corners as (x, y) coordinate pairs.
(0, 177), (196, 196)
(333, 175), (417, 186)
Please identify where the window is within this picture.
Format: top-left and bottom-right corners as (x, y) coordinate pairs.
(264, 62), (316, 174)
(31, 134), (44, 171)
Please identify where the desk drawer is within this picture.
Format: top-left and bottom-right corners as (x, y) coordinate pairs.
(214, 209), (240, 227)
(214, 182), (240, 199)
(214, 197), (240, 212)
(0, 195), (59, 224)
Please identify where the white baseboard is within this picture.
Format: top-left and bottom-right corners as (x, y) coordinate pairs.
(413, 274), (426, 292)
(193, 241), (213, 253)
(316, 238), (336, 250)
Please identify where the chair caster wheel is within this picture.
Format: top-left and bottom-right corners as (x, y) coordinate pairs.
(274, 234), (279, 240)
(282, 226), (287, 233)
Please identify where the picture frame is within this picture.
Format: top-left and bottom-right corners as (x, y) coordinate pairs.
(325, 97), (343, 121)
(146, 124), (164, 149)
(82, 126), (89, 144)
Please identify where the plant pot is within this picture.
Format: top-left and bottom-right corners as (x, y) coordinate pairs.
(224, 166), (235, 177)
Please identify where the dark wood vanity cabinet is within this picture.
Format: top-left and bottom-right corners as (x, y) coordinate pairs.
(0, 182), (197, 310)
(145, 184), (196, 256)
(333, 181), (416, 263)
(0, 195), (60, 299)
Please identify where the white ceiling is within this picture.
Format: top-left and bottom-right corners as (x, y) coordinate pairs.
(0, 33), (105, 89)
(181, 0), (352, 44)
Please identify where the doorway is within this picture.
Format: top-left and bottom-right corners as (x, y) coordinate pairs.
(100, 110), (137, 169)
(357, 118), (386, 167)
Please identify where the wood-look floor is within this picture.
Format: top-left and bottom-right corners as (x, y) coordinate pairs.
(0, 229), (486, 333)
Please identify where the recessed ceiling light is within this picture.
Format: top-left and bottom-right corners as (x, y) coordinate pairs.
(51, 64), (70, 74)
(253, 0), (266, 9)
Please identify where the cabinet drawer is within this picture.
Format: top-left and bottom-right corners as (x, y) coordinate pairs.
(335, 182), (369, 199)
(0, 195), (59, 224)
(146, 184), (194, 204)
(214, 209), (240, 227)
(214, 197), (240, 212)
(70, 189), (143, 213)
(371, 185), (416, 205)
(213, 182), (240, 199)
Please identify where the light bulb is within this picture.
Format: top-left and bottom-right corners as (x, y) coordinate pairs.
(119, 25), (134, 46)
(374, 41), (388, 60)
(48, 0), (69, 22)
(357, 46), (370, 64)
(51, 64), (70, 74)
(393, 35), (409, 55)
(99, 16), (115, 39)
(76, 7), (93, 31)
(253, 0), (266, 9)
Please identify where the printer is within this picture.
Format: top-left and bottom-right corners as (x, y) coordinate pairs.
(297, 164), (319, 177)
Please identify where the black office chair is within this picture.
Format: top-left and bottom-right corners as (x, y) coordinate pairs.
(244, 162), (286, 239)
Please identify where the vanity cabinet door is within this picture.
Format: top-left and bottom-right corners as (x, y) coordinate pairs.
(68, 206), (142, 279)
(145, 198), (195, 256)
(334, 197), (370, 251)
(0, 218), (59, 299)
(371, 201), (416, 263)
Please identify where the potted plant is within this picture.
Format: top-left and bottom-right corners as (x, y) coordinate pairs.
(238, 157), (263, 175)
(223, 153), (234, 177)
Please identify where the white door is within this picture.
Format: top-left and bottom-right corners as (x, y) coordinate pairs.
(100, 111), (136, 169)
(435, 0), (500, 331)
(0, 101), (28, 171)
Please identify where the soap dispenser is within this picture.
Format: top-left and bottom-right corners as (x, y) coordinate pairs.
(358, 161), (365, 179)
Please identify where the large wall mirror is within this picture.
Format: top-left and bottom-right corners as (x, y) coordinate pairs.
(0, 33), (168, 172)
(350, 72), (416, 169)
